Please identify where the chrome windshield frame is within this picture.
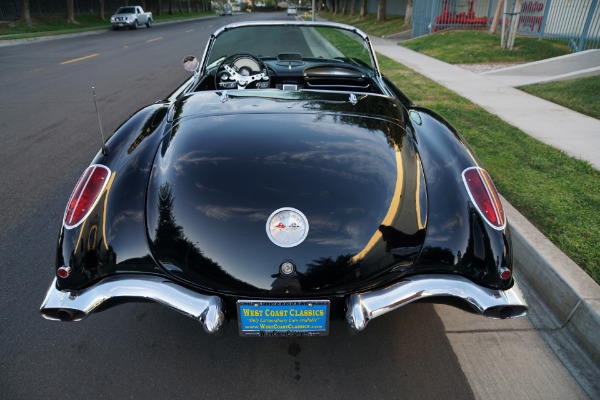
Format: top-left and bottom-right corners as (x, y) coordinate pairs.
(198, 21), (381, 79)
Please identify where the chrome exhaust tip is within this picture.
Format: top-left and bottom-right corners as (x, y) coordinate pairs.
(40, 275), (226, 334)
(346, 274), (527, 331)
(483, 305), (528, 319)
(41, 307), (87, 322)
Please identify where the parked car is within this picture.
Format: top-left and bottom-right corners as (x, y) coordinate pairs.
(110, 5), (152, 30)
(220, 6), (232, 16)
(287, 6), (297, 15)
(40, 21), (527, 337)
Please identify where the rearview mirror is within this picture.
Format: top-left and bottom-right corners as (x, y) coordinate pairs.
(182, 55), (199, 72)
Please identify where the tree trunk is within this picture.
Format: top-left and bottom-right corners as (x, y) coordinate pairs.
(178, 0), (183, 14)
(156, 0), (162, 15)
(342, 0), (348, 15)
(359, 0), (367, 19)
(404, 0), (413, 26)
(98, 0), (104, 20)
(350, 0), (356, 16)
(489, 0), (504, 34)
(66, 0), (77, 24)
(20, 0), (32, 26)
(168, 0), (173, 15)
(332, 0), (338, 15)
(377, 0), (386, 23)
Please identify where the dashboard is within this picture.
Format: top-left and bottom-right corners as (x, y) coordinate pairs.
(210, 53), (380, 94)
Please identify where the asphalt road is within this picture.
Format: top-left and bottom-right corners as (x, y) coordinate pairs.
(0, 13), (476, 399)
(0, 12), (591, 400)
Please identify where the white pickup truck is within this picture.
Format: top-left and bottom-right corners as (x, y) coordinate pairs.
(110, 6), (153, 30)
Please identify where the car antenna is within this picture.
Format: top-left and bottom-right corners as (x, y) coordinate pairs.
(92, 87), (109, 155)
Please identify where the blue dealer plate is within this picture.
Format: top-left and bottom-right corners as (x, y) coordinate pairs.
(237, 300), (330, 337)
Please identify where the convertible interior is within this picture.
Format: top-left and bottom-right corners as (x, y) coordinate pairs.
(191, 52), (384, 95)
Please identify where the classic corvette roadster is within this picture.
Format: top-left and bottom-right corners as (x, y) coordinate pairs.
(40, 21), (527, 336)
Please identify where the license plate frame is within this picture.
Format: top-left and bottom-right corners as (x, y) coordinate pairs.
(237, 300), (330, 337)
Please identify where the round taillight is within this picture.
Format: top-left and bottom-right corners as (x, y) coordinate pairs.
(499, 267), (512, 280)
(57, 265), (71, 278)
(64, 165), (111, 229)
(462, 167), (506, 230)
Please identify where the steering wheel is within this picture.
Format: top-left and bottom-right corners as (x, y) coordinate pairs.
(214, 54), (270, 90)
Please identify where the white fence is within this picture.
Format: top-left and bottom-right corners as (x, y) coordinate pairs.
(412, 0), (600, 52)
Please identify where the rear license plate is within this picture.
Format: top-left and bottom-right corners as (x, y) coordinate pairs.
(237, 300), (329, 337)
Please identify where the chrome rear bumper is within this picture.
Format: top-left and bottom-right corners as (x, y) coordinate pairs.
(346, 274), (527, 331)
(41, 273), (526, 334)
(40, 275), (225, 334)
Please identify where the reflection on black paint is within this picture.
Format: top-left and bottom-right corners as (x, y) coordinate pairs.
(271, 273), (302, 294)
(301, 254), (356, 289)
(378, 225), (425, 255)
(147, 101), (428, 294)
(152, 184), (256, 291)
(463, 206), (495, 283)
(127, 107), (168, 154)
(58, 222), (118, 290)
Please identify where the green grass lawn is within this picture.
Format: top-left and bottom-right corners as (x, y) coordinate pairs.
(315, 11), (410, 38)
(379, 56), (600, 283)
(0, 14), (109, 37)
(401, 30), (571, 63)
(519, 76), (600, 120)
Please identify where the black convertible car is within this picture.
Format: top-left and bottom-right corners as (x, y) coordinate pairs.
(41, 21), (527, 336)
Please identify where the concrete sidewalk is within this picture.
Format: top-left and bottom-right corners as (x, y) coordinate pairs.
(369, 36), (600, 368)
(481, 49), (600, 87)
(369, 36), (600, 172)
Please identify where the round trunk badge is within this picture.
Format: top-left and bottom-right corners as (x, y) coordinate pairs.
(266, 208), (309, 248)
(280, 262), (296, 275)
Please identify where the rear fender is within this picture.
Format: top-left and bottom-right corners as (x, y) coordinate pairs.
(408, 107), (513, 290)
(56, 105), (170, 290)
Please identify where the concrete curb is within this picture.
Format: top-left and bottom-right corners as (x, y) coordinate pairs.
(0, 29), (106, 47)
(503, 196), (600, 365)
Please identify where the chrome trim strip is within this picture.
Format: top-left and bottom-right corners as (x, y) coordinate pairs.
(211, 20), (371, 42)
(346, 274), (527, 331)
(40, 275), (225, 334)
(305, 82), (370, 89)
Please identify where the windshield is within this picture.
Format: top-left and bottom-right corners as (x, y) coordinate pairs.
(206, 24), (374, 70)
(116, 7), (135, 14)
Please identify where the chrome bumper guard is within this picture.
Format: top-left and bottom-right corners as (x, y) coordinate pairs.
(346, 274), (527, 331)
(40, 275), (225, 334)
